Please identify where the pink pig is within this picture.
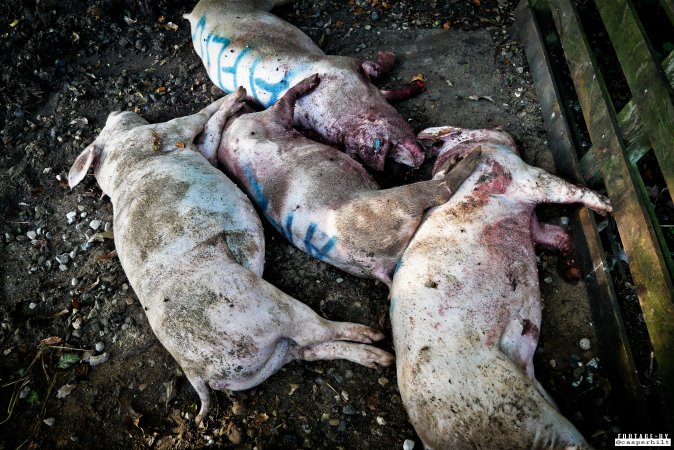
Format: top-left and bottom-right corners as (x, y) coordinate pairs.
(390, 126), (611, 449)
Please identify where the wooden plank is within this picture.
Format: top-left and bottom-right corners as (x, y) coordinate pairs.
(659, 0), (674, 27)
(514, 0), (648, 424)
(595, 0), (674, 198)
(579, 51), (674, 185)
(549, 0), (674, 412)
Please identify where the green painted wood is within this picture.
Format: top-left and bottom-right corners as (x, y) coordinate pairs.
(659, 0), (674, 27)
(595, 0), (674, 200)
(579, 51), (674, 186)
(514, 0), (648, 423)
(549, 0), (674, 411)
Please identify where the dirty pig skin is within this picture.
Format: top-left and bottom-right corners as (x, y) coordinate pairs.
(68, 90), (393, 424)
(184, 0), (425, 171)
(217, 75), (480, 286)
(390, 126), (612, 449)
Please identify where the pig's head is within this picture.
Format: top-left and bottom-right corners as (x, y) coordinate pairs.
(346, 117), (424, 171)
(68, 111), (149, 190)
(418, 126), (516, 176)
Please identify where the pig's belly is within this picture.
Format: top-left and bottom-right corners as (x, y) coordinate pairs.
(112, 153), (266, 302)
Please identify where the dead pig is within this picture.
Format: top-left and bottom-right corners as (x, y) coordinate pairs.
(217, 75), (480, 285)
(184, 0), (425, 171)
(68, 91), (393, 423)
(389, 126), (612, 449)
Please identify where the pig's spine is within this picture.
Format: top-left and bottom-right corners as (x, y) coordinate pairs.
(192, 15), (307, 108)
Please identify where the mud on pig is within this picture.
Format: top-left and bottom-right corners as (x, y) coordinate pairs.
(68, 89), (393, 423)
(390, 126), (612, 449)
(184, 0), (425, 170)
(215, 75), (480, 286)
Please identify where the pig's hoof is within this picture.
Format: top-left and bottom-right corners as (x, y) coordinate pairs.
(356, 345), (395, 368)
(336, 323), (386, 343)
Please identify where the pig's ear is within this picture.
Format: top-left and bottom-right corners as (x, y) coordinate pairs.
(68, 143), (101, 188)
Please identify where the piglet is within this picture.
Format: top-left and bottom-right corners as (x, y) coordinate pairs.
(68, 90), (393, 423)
(390, 126), (611, 449)
(217, 75), (480, 285)
(184, 0), (425, 170)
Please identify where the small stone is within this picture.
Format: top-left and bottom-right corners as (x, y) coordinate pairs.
(59, 264), (67, 272)
(89, 219), (101, 230)
(80, 212), (88, 218)
(403, 439), (415, 450)
(343, 404), (356, 415)
(559, 216), (570, 226)
(543, 276), (553, 284)
(55, 254), (69, 265)
(56, 383), (77, 398)
(329, 418), (340, 426)
(336, 278), (344, 283)
(579, 338), (591, 351)
(27, 231), (37, 240)
(549, 359), (557, 368)
(95, 342), (105, 352)
(227, 425), (242, 444)
(88, 352), (109, 366)
(71, 278), (79, 286)
(43, 417), (56, 426)
(378, 377), (389, 386)
(376, 416), (387, 426)
(28, 302), (37, 310)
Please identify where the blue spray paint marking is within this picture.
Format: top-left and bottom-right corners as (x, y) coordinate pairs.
(303, 224), (338, 261)
(389, 296), (398, 315)
(393, 257), (404, 275)
(373, 138), (382, 152)
(243, 163), (336, 260)
(193, 15), (305, 107)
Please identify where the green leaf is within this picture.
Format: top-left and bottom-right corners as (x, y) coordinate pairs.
(58, 353), (80, 369)
(27, 390), (39, 405)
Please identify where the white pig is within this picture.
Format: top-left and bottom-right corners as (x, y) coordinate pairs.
(184, 0), (426, 171)
(390, 126), (611, 449)
(216, 75), (480, 286)
(68, 90), (393, 423)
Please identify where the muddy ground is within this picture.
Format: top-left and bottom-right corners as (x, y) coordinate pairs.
(1, 1), (622, 449)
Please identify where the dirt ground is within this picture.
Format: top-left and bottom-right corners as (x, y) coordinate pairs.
(1, 1), (620, 448)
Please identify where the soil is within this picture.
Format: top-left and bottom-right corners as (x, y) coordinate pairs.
(0, 1), (623, 449)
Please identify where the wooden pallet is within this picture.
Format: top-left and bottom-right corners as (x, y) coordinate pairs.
(515, 0), (674, 431)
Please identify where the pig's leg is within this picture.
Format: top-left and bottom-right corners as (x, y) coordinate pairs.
(380, 81), (426, 102)
(531, 215), (581, 282)
(267, 73), (320, 129)
(184, 369), (211, 424)
(298, 342), (394, 368)
(195, 87), (247, 164)
(525, 168), (612, 215)
(158, 88), (245, 146)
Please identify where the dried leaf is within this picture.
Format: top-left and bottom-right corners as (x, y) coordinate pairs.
(71, 32), (80, 43)
(288, 384), (300, 396)
(155, 86), (166, 94)
(159, 22), (178, 31)
(163, 379), (177, 406)
(367, 393), (379, 411)
(252, 412), (269, 425)
(118, 398), (142, 428)
(158, 15), (166, 24)
(472, 0), (481, 6)
(56, 384), (76, 399)
(411, 73), (426, 83)
(10, 19), (19, 27)
(94, 249), (118, 261)
(40, 336), (62, 346)
(152, 130), (161, 152)
(123, 16), (137, 26)
(335, 20), (344, 28)
(442, 21), (451, 29)
(175, 141), (186, 149)
(88, 230), (114, 243)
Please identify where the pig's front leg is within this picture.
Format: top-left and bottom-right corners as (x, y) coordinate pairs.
(524, 168), (612, 215)
(531, 215), (581, 282)
(195, 87), (247, 164)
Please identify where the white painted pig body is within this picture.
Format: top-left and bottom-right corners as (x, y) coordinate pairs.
(68, 91), (393, 423)
(185, 0), (425, 170)
(390, 127), (611, 449)
(217, 76), (479, 285)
